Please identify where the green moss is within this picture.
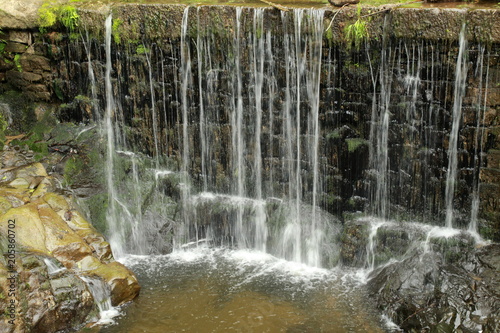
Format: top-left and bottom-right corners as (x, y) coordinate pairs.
(346, 138), (368, 152)
(64, 156), (85, 186)
(38, 2), (80, 33)
(325, 26), (334, 46)
(83, 193), (109, 234)
(53, 79), (64, 101)
(0, 113), (6, 149)
(38, 4), (58, 32)
(112, 18), (124, 44)
(13, 54), (22, 72)
(136, 44), (149, 55)
(327, 128), (342, 140)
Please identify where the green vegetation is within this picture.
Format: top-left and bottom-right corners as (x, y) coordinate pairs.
(344, 5), (369, 50)
(0, 114), (6, 149)
(38, 2), (80, 33)
(346, 138), (368, 152)
(64, 155), (85, 186)
(13, 54), (22, 72)
(112, 18), (124, 44)
(136, 44), (149, 55)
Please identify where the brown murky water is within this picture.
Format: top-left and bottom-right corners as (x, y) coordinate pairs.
(97, 249), (391, 333)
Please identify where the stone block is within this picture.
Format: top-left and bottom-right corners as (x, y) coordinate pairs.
(19, 54), (51, 72)
(8, 31), (32, 45)
(487, 150), (500, 169)
(480, 167), (500, 184)
(4, 41), (28, 53)
(483, 108), (498, 127)
(5, 70), (43, 88)
(27, 91), (51, 102)
(25, 84), (49, 93)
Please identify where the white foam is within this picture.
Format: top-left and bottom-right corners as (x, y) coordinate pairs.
(43, 258), (66, 275)
(381, 314), (402, 332)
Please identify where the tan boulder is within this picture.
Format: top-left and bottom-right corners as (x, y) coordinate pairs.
(0, 203), (48, 254)
(37, 201), (94, 268)
(90, 261), (141, 306)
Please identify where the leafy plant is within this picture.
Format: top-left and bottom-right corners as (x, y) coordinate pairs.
(38, 2), (80, 33)
(112, 18), (123, 44)
(344, 5), (369, 50)
(59, 5), (80, 31)
(136, 44), (149, 55)
(13, 54), (22, 72)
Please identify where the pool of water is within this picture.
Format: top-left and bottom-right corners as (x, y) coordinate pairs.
(96, 248), (393, 332)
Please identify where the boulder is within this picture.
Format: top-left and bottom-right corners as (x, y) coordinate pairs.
(89, 261), (141, 306)
(0, 155), (140, 331)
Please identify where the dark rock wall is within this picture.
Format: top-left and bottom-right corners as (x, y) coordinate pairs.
(1, 5), (499, 239)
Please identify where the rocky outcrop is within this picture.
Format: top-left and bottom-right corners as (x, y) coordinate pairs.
(0, 0), (47, 30)
(0, 146), (140, 332)
(367, 244), (500, 332)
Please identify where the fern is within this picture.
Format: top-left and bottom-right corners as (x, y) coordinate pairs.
(344, 5), (369, 50)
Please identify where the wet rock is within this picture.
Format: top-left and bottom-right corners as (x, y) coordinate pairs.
(339, 220), (368, 267)
(18, 54), (51, 73)
(89, 261), (141, 306)
(0, 155), (140, 330)
(367, 244), (500, 332)
(7, 31), (32, 45)
(0, 254), (95, 333)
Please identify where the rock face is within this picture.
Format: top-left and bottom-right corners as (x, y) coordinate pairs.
(367, 244), (500, 332)
(328, 0), (359, 7)
(0, 147), (140, 332)
(0, 0), (47, 30)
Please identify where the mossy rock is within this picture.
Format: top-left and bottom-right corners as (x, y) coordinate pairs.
(89, 261), (140, 306)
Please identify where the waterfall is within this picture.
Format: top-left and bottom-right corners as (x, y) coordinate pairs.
(252, 8), (267, 252)
(80, 276), (119, 325)
(470, 45), (489, 233)
(145, 45), (160, 166)
(104, 14), (123, 258)
(371, 16), (393, 219)
(88, 6), (495, 270)
(197, 8), (208, 192)
(179, 7), (193, 247)
(445, 24), (468, 229)
(82, 31), (99, 122)
(304, 9), (324, 267)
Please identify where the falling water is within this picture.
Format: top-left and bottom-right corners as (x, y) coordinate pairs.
(179, 7), (193, 247)
(252, 8), (267, 252)
(470, 46), (489, 233)
(92, 7), (493, 272)
(445, 24), (468, 229)
(197, 8), (208, 192)
(82, 31), (99, 121)
(80, 276), (119, 325)
(232, 7), (247, 248)
(372, 16), (393, 219)
(104, 14), (123, 258)
(304, 9), (324, 267)
(145, 46), (160, 166)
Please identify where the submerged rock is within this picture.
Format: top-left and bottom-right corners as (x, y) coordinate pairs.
(0, 148), (140, 331)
